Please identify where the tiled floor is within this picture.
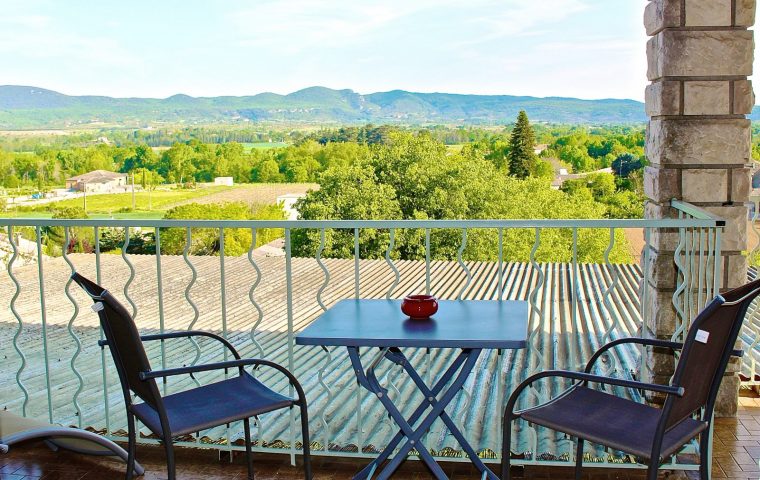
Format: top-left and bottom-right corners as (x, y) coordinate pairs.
(3, 393), (760, 480)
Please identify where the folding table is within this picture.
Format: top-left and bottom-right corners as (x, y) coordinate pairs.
(296, 298), (528, 480)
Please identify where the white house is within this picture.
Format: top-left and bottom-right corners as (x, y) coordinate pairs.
(214, 177), (234, 186)
(276, 193), (305, 220)
(65, 170), (128, 193)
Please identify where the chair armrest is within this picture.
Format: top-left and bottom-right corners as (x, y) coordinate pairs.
(98, 331), (242, 360)
(585, 337), (682, 373)
(585, 337), (743, 373)
(139, 359), (308, 403)
(505, 369), (684, 420)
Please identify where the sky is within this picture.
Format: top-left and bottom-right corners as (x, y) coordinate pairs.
(0, 0), (650, 101)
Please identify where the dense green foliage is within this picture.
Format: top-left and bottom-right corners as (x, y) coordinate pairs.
(0, 123), (647, 192)
(292, 131), (632, 263)
(42, 206), (94, 255)
(561, 173), (643, 219)
(539, 125), (645, 173)
(4, 122), (647, 262)
(161, 202), (285, 256)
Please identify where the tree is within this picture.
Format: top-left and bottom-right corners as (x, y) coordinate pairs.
(256, 159), (284, 183)
(508, 111), (538, 179)
(43, 207), (94, 255)
(293, 161), (401, 258)
(121, 145), (157, 173)
(532, 159), (555, 180)
(135, 168), (164, 210)
(161, 202), (284, 256)
(4, 174), (19, 189)
(160, 143), (195, 183)
(558, 144), (596, 172)
(137, 168), (164, 190)
(293, 132), (632, 263)
(611, 153), (644, 178)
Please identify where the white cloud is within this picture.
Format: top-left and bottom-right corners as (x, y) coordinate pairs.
(0, 0), (654, 100)
(0, 9), (141, 71)
(457, 0), (591, 45)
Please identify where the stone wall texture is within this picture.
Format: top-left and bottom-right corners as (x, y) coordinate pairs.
(643, 0), (755, 417)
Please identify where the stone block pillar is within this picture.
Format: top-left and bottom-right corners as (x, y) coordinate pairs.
(643, 0), (755, 416)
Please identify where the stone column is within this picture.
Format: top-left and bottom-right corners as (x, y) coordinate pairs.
(643, 0), (755, 416)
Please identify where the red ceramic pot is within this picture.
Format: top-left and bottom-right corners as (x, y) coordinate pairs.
(401, 294), (438, 320)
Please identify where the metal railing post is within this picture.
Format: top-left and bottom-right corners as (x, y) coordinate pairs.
(35, 225), (53, 423)
(285, 228), (296, 465)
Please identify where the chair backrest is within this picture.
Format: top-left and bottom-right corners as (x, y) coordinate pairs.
(71, 272), (163, 410)
(664, 278), (760, 429)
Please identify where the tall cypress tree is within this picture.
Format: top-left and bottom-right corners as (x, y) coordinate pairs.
(508, 110), (538, 179)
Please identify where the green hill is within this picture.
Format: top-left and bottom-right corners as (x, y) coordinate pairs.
(0, 85), (648, 129)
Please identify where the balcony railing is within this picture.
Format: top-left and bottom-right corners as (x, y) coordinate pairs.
(0, 200), (725, 471)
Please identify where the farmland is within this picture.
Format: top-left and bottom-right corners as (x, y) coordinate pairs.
(10, 183), (317, 218)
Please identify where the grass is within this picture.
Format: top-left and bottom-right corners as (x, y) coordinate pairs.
(1, 210), (166, 220)
(17, 186), (233, 215)
(3, 183), (317, 219)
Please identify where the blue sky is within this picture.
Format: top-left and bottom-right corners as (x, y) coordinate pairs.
(0, 0), (650, 100)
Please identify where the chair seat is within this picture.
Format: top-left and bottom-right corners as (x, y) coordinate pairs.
(132, 372), (294, 437)
(519, 386), (707, 461)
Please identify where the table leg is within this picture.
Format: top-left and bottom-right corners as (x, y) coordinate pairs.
(349, 347), (470, 479)
(347, 347), (485, 480)
(392, 349), (498, 479)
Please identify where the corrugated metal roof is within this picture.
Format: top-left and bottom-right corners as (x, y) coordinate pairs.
(0, 254), (645, 461)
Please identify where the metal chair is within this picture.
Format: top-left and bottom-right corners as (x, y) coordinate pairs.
(71, 272), (312, 480)
(501, 277), (760, 480)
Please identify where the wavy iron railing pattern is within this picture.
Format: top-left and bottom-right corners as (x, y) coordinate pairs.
(0, 204), (725, 471)
(120, 227), (138, 319)
(7, 226), (29, 416)
(742, 199), (760, 384)
(182, 227), (202, 388)
(247, 228), (265, 359)
(62, 227), (85, 426)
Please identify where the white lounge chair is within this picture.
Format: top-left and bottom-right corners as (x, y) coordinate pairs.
(0, 410), (145, 476)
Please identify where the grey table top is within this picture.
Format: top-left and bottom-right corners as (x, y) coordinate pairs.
(295, 299), (528, 349)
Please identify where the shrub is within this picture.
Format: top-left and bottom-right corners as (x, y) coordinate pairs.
(161, 202), (285, 256)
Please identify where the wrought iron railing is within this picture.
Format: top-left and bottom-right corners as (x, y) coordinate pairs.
(0, 200), (725, 470)
(741, 197), (760, 385)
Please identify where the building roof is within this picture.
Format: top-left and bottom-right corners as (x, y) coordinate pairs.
(0, 253), (649, 461)
(66, 170), (127, 184)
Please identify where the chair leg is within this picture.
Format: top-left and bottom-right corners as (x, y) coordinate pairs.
(125, 413), (137, 480)
(299, 403), (312, 480)
(243, 418), (255, 480)
(163, 439), (176, 480)
(699, 427), (711, 480)
(646, 463), (659, 480)
(575, 438), (584, 480)
(501, 416), (512, 480)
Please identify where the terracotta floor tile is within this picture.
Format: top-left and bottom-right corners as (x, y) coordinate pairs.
(6, 400), (760, 479)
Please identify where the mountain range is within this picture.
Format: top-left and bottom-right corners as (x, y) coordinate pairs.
(0, 85), (691, 128)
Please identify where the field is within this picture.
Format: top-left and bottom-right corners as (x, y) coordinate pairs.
(18, 186), (233, 214)
(7, 183), (317, 219)
(170, 183), (317, 208)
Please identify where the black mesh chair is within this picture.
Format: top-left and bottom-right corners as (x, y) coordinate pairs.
(71, 272), (312, 480)
(501, 278), (760, 480)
